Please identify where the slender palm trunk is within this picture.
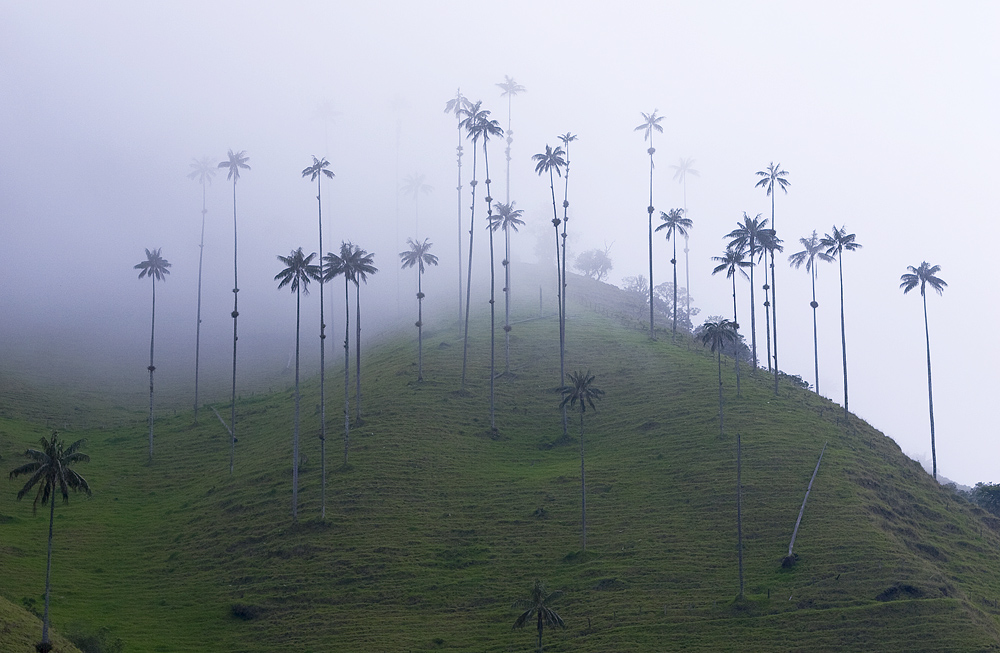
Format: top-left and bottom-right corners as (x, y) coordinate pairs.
(671, 236), (678, 338)
(837, 253), (848, 420)
(579, 407), (587, 551)
(229, 180), (239, 475)
(736, 432), (744, 599)
(647, 142), (655, 339)
(194, 182), (206, 421)
(148, 276), (156, 462)
(343, 276), (351, 465)
(417, 269), (424, 381)
(763, 254), (772, 372)
(717, 351), (724, 438)
(561, 144), (572, 381)
(355, 282), (363, 425)
(503, 224), (512, 374)
(923, 292), (937, 480)
(810, 265), (820, 394)
(292, 286), (300, 520)
(460, 144), (479, 390)
(548, 170), (567, 439)
(732, 275), (741, 396)
(536, 616), (544, 653)
(456, 121), (464, 329)
(42, 492), (54, 648)
(748, 246), (758, 370)
(316, 176), (328, 520)
(485, 143), (497, 431)
(771, 194), (780, 395)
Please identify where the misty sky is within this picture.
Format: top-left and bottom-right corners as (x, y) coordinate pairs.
(1, 1), (997, 485)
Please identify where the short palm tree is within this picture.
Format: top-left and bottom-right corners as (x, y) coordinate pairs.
(788, 231), (833, 393)
(821, 226), (862, 421)
(400, 172), (433, 238)
(561, 370), (605, 552)
(900, 262), (947, 480)
(496, 75), (526, 204)
(489, 201), (525, 375)
(187, 156), (215, 422)
(635, 110), (665, 338)
(532, 144), (569, 438)
(655, 208), (693, 338)
(512, 579), (565, 653)
(700, 318), (739, 438)
(399, 238), (439, 381)
(218, 148), (250, 474)
(712, 245), (752, 395)
(444, 89), (471, 325)
(755, 163), (790, 393)
(9, 432), (91, 653)
(726, 213), (769, 369)
(134, 247), (171, 462)
(275, 248), (318, 521)
(671, 157), (699, 323)
(302, 155), (334, 519)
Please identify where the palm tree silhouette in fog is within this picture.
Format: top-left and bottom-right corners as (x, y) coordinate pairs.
(635, 110), (664, 339)
(399, 238), (439, 382)
(187, 156), (215, 423)
(134, 247), (171, 462)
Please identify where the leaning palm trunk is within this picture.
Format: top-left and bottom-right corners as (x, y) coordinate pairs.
(343, 275), (351, 465)
(147, 275), (157, 462)
(923, 292), (938, 480)
(460, 147), (479, 390)
(194, 183), (206, 422)
(786, 441), (826, 564)
(229, 180), (239, 474)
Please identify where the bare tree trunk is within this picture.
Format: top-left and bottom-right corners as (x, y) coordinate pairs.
(292, 287), (300, 521)
(316, 174), (328, 519)
(343, 277), (351, 466)
(148, 277), (156, 462)
(194, 182), (206, 422)
(787, 442), (826, 559)
(229, 180), (239, 475)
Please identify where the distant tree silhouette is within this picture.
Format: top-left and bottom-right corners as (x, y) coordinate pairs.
(900, 261), (947, 480)
(561, 370), (605, 551)
(399, 238), (439, 381)
(489, 201), (525, 374)
(275, 248), (318, 520)
(671, 157), (699, 324)
(134, 247), (171, 462)
(187, 156), (215, 422)
(788, 231), (833, 393)
(9, 432), (91, 653)
(512, 579), (566, 653)
(820, 226), (862, 421)
(496, 75), (525, 204)
(400, 172), (432, 238)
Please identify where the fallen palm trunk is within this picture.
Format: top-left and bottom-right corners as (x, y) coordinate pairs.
(784, 441), (827, 567)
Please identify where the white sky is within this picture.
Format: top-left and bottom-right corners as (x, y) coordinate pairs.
(1, 1), (997, 485)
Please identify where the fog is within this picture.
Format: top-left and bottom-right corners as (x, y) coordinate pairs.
(1, 2), (997, 485)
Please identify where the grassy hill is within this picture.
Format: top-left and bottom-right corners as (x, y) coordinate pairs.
(2, 274), (1000, 651)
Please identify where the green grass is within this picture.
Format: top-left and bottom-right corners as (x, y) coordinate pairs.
(2, 273), (1000, 651)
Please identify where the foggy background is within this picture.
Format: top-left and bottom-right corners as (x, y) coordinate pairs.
(1, 1), (996, 485)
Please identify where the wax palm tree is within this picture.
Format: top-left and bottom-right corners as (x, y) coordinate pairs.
(489, 201), (525, 375)
(218, 148), (250, 474)
(445, 89), (471, 326)
(821, 226), (862, 421)
(788, 231), (833, 393)
(635, 110), (664, 338)
(275, 248), (318, 521)
(512, 579), (565, 653)
(900, 262), (947, 480)
(532, 144), (568, 438)
(9, 432), (91, 653)
(349, 247), (377, 426)
(671, 157), (699, 324)
(400, 172), (433, 238)
(726, 213), (768, 369)
(187, 156), (215, 422)
(400, 238), (439, 381)
(654, 208), (693, 338)
(561, 370), (605, 552)
(302, 155), (334, 518)
(458, 101), (503, 390)
(712, 245), (752, 396)
(755, 163), (790, 392)
(496, 75), (526, 204)
(700, 318), (739, 438)
(134, 247), (171, 462)
(758, 228), (784, 394)
(557, 133), (578, 352)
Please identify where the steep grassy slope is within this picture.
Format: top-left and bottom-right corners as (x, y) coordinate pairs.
(0, 595), (82, 653)
(2, 276), (1000, 651)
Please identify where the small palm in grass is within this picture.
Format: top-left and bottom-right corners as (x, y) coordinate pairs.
(561, 370), (604, 552)
(512, 579), (565, 653)
(9, 432), (92, 653)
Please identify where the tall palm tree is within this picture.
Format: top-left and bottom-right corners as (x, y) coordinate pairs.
(218, 148), (250, 474)
(758, 228), (784, 394)
(349, 247), (377, 426)
(496, 75), (526, 204)
(302, 155), (334, 519)
(788, 231), (833, 393)
(134, 247), (171, 463)
(755, 163), (790, 392)
(726, 213), (769, 369)
(532, 144), (568, 437)
(634, 110), (665, 338)
(187, 156), (215, 422)
(671, 157), (699, 325)
(700, 319), (739, 438)
(712, 245), (752, 396)
(654, 208), (693, 339)
(444, 89), (471, 327)
(400, 173), (433, 238)
(399, 238), (439, 381)
(489, 201), (525, 375)
(458, 101), (503, 390)
(9, 432), (91, 653)
(512, 579), (565, 653)
(557, 133), (578, 355)
(900, 262), (947, 480)
(820, 226), (862, 421)
(561, 370), (605, 552)
(275, 248), (318, 521)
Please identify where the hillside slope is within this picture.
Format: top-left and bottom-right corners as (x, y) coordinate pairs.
(2, 275), (999, 651)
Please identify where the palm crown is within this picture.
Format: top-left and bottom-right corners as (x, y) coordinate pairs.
(489, 201), (525, 234)
(754, 162), (791, 196)
(218, 149), (251, 182)
(460, 101), (503, 144)
(532, 144), (567, 178)
(274, 248), (318, 294)
(671, 157), (700, 183)
(726, 213), (771, 262)
(712, 245), (752, 280)
(700, 318), (739, 353)
(820, 226), (861, 258)
(301, 155), (334, 182)
(399, 238), (439, 274)
(558, 132), (578, 149)
(634, 110), (664, 142)
(134, 248), (171, 281)
(10, 433), (91, 512)
(496, 75), (526, 98)
(789, 231), (833, 272)
(560, 370), (605, 412)
(443, 88), (471, 118)
(655, 208), (692, 240)
(326, 242), (377, 284)
(900, 262), (947, 297)
(401, 173), (433, 199)
(187, 156), (216, 185)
